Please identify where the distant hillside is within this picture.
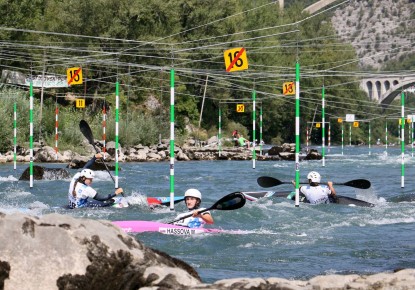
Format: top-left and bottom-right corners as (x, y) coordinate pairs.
(331, 0), (415, 70)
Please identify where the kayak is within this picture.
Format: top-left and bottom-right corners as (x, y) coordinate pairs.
(59, 196), (130, 209)
(242, 191), (374, 207)
(242, 191), (282, 201)
(57, 195), (185, 210)
(111, 196), (129, 208)
(101, 195), (186, 208)
(112, 220), (224, 235)
(147, 196), (185, 206)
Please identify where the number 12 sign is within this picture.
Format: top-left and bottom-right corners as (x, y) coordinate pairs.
(224, 48), (248, 72)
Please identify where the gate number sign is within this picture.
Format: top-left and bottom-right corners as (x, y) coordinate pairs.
(282, 82), (295, 95)
(224, 48), (248, 72)
(236, 104), (245, 113)
(76, 99), (85, 108)
(67, 67), (83, 85)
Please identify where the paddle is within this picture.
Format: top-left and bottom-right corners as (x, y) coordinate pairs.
(79, 120), (116, 184)
(168, 192), (246, 224)
(257, 176), (371, 189)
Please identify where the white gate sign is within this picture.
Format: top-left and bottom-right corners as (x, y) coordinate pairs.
(345, 114), (355, 122)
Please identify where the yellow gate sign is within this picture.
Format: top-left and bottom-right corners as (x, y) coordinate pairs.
(67, 67), (83, 85)
(316, 123), (321, 128)
(224, 48), (248, 72)
(338, 118), (343, 123)
(282, 82), (295, 95)
(236, 104), (245, 113)
(353, 121), (359, 128)
(76, 99), (85, 108)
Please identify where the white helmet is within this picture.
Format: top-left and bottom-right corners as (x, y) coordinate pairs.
(184, 188), (202, 200)
(307, 171), (321, 183)
(80, 169), (94, 179)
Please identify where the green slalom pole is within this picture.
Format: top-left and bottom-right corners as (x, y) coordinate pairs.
(252, 90), (256, 169)
(294, 62), (300, 207)
(115, 82), (119, 188)
(29, 81), (34, 187)
(401, 91), (405, 188)
(260, 105), (263, 156)
(169, 69), (175, 210)
(13, 102), (17, 170)
(322, 85), (325, 167)
(398, 122), (401, 145)
(218, 107), (222, 157)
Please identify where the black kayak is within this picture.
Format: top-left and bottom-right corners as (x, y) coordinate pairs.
(242, 191), (374, 207)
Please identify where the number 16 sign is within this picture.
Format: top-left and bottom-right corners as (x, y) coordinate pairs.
(224, 48), (248, 72)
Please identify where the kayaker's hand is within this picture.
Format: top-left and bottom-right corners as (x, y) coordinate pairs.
(291, 180), (296, 187)
(95, 153), (103, 159)
(192, 210), (199, 217)
(115, 188), (124, 195)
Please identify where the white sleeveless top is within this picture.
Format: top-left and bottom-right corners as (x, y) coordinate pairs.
(300, 185), (331, 204)
(174, 208), (210, 228)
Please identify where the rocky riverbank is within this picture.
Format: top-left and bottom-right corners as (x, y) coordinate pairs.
(0, 139), (322, 164)
(0, 212), (413, 290)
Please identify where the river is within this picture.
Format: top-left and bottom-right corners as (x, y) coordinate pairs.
(0, 145), (414, 283)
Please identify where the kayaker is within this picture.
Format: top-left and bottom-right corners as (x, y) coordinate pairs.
(173, 188), (214, 228)
(292, 171), (336, 204)
(68, 153), (124, 208)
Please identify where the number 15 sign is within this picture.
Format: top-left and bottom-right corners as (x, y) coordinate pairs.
(224, 48), (248, 72)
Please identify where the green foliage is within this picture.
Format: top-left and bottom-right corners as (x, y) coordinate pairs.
(0, 0), (403, 149)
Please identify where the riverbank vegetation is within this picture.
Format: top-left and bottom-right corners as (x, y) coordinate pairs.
(0, 0), (412, 153)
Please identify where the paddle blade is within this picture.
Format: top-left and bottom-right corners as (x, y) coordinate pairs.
(79, 120), (95, 146)
(211, 192), (246, 211)
(342, 179), (371, 189)
(257, 176), (284, 188)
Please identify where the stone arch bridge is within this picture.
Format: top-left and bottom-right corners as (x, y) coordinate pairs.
(360, 76), (415, 107)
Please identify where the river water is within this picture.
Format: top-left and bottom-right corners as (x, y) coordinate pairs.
(1, 145), (414, 283)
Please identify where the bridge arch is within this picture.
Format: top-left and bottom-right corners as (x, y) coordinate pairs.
(381, 81), (415, 108)
(360, 76), (415, 106)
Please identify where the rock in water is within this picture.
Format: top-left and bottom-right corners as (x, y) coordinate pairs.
(19, 166), (71, 180)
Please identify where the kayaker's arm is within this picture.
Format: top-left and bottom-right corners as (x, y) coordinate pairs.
(83, 153), (103, 169)
(93, 188), (123, 201)
(193, 210), (214, 224)
(291, 180), (302, 191)
(327, 181), (336, 196)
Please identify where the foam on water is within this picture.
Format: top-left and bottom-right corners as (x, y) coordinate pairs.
(0, 175), (18, 182)
(126, 191), (150, 206)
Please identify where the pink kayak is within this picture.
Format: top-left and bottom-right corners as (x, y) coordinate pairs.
(112, 220), (225, 235)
